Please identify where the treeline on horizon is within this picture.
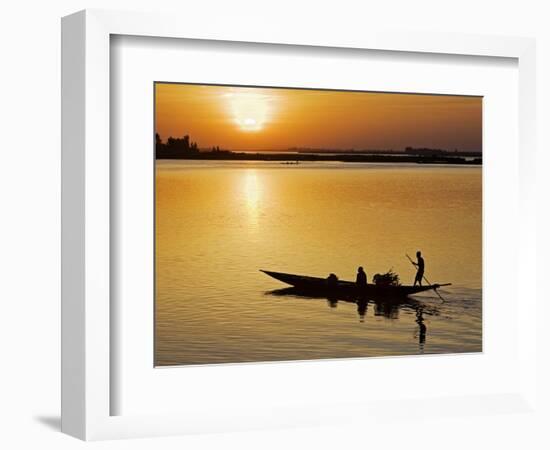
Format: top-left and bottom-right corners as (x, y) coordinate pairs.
(155, 133), (482, 164)
(292, 146), (481, 157)
(155, 133), (225, 159)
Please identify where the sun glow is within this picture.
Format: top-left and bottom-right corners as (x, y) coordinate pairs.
(226, 91), (274, 132)
(156, 83), (482, 152)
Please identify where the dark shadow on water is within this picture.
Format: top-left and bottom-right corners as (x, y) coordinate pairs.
(266, 287), (439, 353)
(34, 415), (61, 431)
(267, 287), (438, 314)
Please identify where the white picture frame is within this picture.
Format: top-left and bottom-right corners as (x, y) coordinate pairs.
(61, 9), (537, 441)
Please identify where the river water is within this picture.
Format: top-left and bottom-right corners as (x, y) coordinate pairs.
(155, 160), (482, 366)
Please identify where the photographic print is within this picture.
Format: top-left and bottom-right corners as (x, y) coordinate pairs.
(154, 83), (482, 366)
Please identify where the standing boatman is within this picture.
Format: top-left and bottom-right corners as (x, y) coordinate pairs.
(412, 251), (425, 286)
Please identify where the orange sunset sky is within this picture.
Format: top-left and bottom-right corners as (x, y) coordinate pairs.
(155, 83), (482, 152)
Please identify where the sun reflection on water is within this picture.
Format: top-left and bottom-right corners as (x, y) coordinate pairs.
(244, 170), (261, 227)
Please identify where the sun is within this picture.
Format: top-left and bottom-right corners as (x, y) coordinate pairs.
(237, 117), (260, 132)
(225, 91), (274, 132)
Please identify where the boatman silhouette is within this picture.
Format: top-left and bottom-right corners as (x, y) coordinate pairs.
(412, 251), (425, 286)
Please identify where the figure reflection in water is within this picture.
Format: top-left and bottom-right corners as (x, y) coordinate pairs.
(415, 307), (427, 353)
(357, 297), (368, 322)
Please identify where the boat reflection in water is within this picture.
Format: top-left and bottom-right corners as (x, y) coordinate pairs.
(266, 287), (438, 354)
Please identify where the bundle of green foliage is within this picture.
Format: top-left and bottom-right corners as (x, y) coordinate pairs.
(372, 269), (401, 286)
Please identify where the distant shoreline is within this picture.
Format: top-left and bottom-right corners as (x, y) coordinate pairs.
(155, 151), (482, 165)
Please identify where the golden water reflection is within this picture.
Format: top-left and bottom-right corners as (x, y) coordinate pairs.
(243, 169), (261, 227)
(155, 161), (482, 366)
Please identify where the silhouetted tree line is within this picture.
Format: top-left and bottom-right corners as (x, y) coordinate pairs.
(156, 133), (200, 158)
(404, 146), (481, 157)
(154, 134), (481, 164)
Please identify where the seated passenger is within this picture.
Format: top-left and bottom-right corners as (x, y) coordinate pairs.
(356, 266), (367, 287)
(327, 273), (339, 287)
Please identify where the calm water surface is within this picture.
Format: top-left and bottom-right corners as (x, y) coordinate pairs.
(155, 160), (482, 366)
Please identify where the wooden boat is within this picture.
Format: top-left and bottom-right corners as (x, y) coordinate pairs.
(261, 270), (450, 298)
